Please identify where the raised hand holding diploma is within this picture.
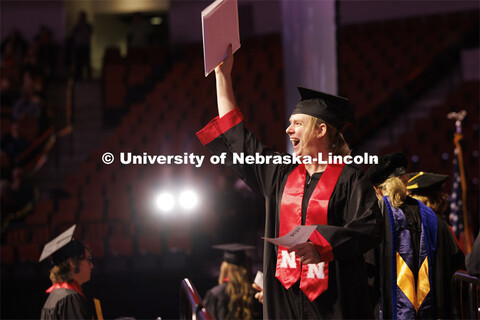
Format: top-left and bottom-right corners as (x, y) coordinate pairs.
(201, 0), (241, 76)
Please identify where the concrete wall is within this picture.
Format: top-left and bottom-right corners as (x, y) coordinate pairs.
(281, 0), (338, 115)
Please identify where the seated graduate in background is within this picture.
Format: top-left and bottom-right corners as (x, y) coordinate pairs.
(39, 225), (95, 320)
(203, 244), (262, 320)
(367, 153), (465, 320)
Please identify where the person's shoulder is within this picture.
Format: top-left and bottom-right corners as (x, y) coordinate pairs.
(401, 196), (421, 209)
(342, 164), (363, 174)
(44, 288), (82, 307)
(208, 283), (228, 296)
(339, 164), (369, 182)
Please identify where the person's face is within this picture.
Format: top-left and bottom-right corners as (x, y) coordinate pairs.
(286, 114), (324, 157)
(74, 249), (93, 285)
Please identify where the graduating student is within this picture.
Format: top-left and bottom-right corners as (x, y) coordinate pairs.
(40, 225), (95, 320)
(203, 244), (262, 319)
(196, 46), (383, 319)
(367, 153), (465, 319)
(407, 172), (449, 219)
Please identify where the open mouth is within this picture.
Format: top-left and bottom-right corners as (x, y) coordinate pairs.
(290, 138), (300, 147)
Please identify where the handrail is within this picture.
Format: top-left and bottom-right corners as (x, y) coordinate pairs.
(179, 278), (213, 320)
(15, 126), (55, 163)
(451, 270), (479, 319)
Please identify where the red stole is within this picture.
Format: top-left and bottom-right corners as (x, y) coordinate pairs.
(46, 281), (84, 297)
(275, 163), (344, 301)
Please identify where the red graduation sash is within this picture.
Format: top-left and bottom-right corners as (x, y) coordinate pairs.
(275, 163), (344, 301)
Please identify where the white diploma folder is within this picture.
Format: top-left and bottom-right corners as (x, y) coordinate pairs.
(262, 225), (317, 248)
(201, 0), (241, 77)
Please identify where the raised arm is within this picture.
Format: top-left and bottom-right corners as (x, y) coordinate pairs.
(215, 44), (236, 117)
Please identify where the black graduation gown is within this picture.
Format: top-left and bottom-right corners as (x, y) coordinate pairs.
(378, 197), (465, 319)
(204, 283), (262, 319)
(204, 283), (230, 320)
(197, 108), (384, 319)
(41, 288), (93, 320)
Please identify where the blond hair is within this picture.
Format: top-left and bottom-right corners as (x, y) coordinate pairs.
(48, 246), (89, 284)
(304, 117), (351, 156)
(218, 261), (254, 319)
(410, 191), (448, 216)
(378, 176), (407, 209)
(49, 259), (74, 284)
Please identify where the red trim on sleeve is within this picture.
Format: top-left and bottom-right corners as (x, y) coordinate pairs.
(309, 230), (334, 262)
(196, 107), (244, 145)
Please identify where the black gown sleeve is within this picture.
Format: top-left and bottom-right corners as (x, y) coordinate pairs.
(41, 289), (92, 320)
(203, 284), (228, 320)
(197, 107), (291, 197)
(313, 168), (384, 260)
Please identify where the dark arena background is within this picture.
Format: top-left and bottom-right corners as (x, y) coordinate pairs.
(1, 0), (478, 319)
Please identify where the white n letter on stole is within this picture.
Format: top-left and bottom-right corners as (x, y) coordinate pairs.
(307, 263), (325, 279)
(280, 250), (296, 268)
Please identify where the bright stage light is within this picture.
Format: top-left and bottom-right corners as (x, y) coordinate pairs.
(179, 190), (199, 210)
(156, 192), (175, 212)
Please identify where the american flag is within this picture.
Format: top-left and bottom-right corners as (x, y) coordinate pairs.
(448, 131), (473, 253)
(449, 148), (464, 237)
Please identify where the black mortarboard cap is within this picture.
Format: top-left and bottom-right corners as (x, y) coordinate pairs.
(366, 152), (408, 186)
(407, 172), (448, 192)
(39, 225), (86, 265)
(212, 243), (255, 266)
(292, 87), (356, 130)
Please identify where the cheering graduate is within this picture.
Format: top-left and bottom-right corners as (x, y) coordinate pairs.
(367, 153), (464, 319)
(197, 46), (383, 319)
(203, 244), (262, 319)
(40, 225), (94, 320)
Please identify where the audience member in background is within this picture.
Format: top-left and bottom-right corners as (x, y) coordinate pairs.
(40, 226), (95, 320)
(13, 82), (42, 121)
(127, 12), (152, 48)
(72, 11), (93, 80)
(204, 244), (262, 320)
(0, 166), (35, 232)
(0, 75), (19, 108)
(1, 29), (28, 68)
(407, 172), (449, 221)
(35, 25), (55, 79)
(367, 153), (465, 320)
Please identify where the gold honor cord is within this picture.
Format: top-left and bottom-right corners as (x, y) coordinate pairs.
(396, 253), (431, 312)
(94, 298), (104, 320)
(406, 172), (424, 190)
(454, 133), (472, 252)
